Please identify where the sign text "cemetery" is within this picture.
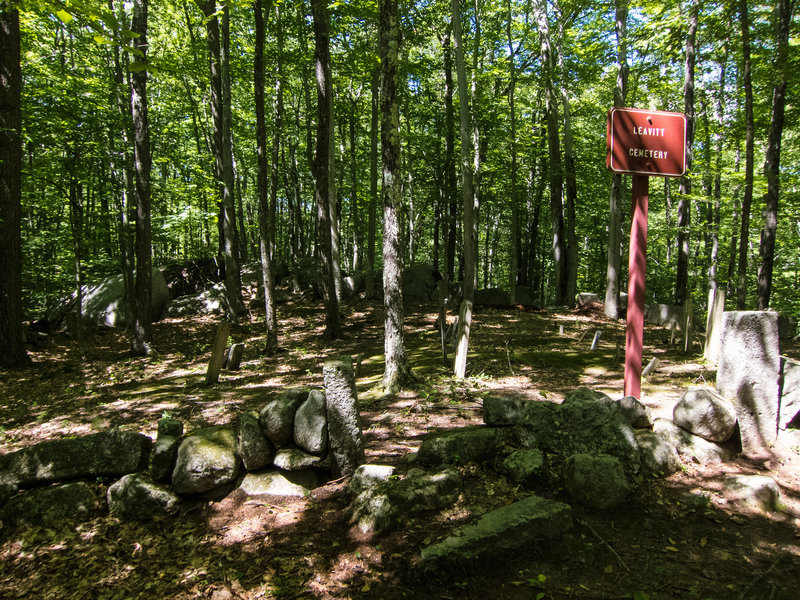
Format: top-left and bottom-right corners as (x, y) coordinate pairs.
(606, 108), (688, 177)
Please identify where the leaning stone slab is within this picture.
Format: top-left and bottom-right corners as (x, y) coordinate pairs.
(171, 426), (241, 495)
(635, 431), (681, 476)
(724, 475), (782, 513)
(717, 311), (780, 457)
(653, 418), (735, 464)
(273, 447), (322, 470)
(0, 431), (152, 488)
(673, 388), (737, 443)
(779, 357), (800, 430)
(420, 495), (572, 566)
(260, 389), (307, 448)
(323, 356), (364, 477)
(151, 435), (181, 483)
(239, 411), (274, 471)
(0, 482), (96, 529)
(238, 471), (319, 497)
(564, 453), (629, 510)
(108, 474), (181, 520)
(294, 390), (328, 455)
(417, 426), (515, 467)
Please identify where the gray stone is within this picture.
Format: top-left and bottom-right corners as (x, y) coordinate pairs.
(704, 287), (726, 364)
(474, 288), (510, 306)
(724, 475), (782, 513)
(239, 411), (274, 471)
(350, 467), (461, 536)
(323, 357), (364, 477)
(165, 282), (230, 317)
(47, 267), (170, 330)
(779, 357), (800, 430)
(420, 495), (572, 566)
(273, 447), (322, 470)
(576, 293), (601, 306)
(171, 426), (241, 495)
(502, 449), (545, 485)
(644, 303), (684, 329)
(717, 311), (780, 457)
(635, 430), (681, 476)
(0, 482), (96, 529)
(108, 474), (181, 520)
(348, 464), (397, 496)
(653, 418), (735, 464)
(617, 396), (653, 429)
(482, 395), (558, 427)
(564, 453), (629, 509)
(259, 389), (307, 448)
(151, 435), (181, 483)
(563, 386), (614, 405)
(402, 264), (437, 301)
(157, 417), (183, 438)
(238, 470), (319, 497)
(673, 388), (738, 442)
(294, 390), (328, 455)
(0, 431), (152, 488)
(417, 426), (515, 467)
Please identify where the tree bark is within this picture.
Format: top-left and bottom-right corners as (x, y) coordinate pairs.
(506, 0), (519, 303)
(452, 0), (477, 378)
(365, 66), (379, 298)
(675, 2), (697, 306)
(312, 0), (341, 338)
(130, 0), (153, 356)
(756, 0), (793, 309)
(605, 0), (628, 319)
(380, 0), (412, 394)
(736, 0), (754, 309)
(443, 29), (457, 285)
(255, 0), (278, 353)
(0, 7), (29, 368)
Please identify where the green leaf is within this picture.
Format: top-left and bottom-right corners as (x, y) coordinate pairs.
(129, 62), (147, 73)
(55, 10), (73, 24)
(92, 35), (110, 45)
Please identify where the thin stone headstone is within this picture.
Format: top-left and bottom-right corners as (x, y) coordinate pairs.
(716, 311), (780, 457)
(590, 331), (602, 350)
(323, 356), (364, 477)
(225, 343), (245, 371)
(642, 357), (660, 377)
(704, 288), (726, 364)
(205, 322), (231, 385)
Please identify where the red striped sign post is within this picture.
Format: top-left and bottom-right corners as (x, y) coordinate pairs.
(607, 108), (688, 399)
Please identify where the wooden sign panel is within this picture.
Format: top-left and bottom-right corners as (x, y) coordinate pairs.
(606, 108), (688, 177)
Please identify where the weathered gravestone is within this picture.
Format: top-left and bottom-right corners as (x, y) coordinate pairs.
(716, 311), (780, 457)
(323, 356), (364, 477)
(779, 357), (800, 431)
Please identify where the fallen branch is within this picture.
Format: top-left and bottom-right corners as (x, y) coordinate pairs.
(578, 519), (630, 572)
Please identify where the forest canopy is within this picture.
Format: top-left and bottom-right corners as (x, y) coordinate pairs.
(10, 0), (800, 321)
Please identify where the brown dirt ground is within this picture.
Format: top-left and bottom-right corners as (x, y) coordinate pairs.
(1, 295), (799, 600)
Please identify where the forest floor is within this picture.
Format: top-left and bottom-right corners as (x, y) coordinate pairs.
(2, 294), (800, 600)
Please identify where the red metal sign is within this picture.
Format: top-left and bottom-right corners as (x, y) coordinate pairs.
(607, 108), (688, 177)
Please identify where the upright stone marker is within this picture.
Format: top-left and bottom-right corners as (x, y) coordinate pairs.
(704, 288), (726, 364)
(323, 356), (364, 477)
(716, 311), (780, 457)
(205, 322), (231, 385)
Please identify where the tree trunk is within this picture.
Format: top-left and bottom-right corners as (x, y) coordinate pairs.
(506, 0), (519, 304)
(311, 0), (341, 338)
(605, 0), (628, 319)
(533, 0), (567, 305)
(736, 0), (754, 309)
(198, 0), (243, 319)
(0, 7), (29, 368)
(443, 29), (457, 285)
(380, 0), (412, 394)
(130, 0), (153, 356)
(365, 66), (379, 298)
(255, 0), (278, 353)
(452, 0), (477, 378)
(756, 0), (793, 309)
(675, 2), (697, 306)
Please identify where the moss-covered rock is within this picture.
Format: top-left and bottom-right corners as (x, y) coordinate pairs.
(171, 426), (241, 495)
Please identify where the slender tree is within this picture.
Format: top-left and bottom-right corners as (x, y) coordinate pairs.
(675, 2), (697, 306)
(254, 0), (278, 353)
(312, 0), (341, 338)
(757, 0), (794, 309)
(380, 0), (413, 394)
(0, 5), (29, 368)
(605, 0), (628, 319)
(365, 65), (379, 298)
(736, 0), (754, 309)
(130, 0), (153, 356)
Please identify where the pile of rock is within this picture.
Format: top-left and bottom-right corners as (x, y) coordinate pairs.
(0, 356), (364, 530)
